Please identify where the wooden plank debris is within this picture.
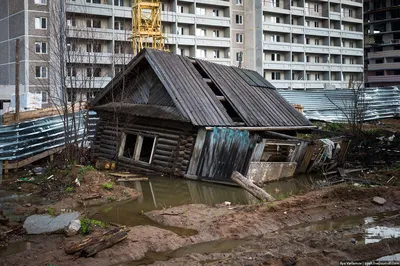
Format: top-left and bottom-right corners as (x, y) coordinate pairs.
(117, 178), (148, 182)
(2, 103), (86, 125)
(108, 172), (141, 178)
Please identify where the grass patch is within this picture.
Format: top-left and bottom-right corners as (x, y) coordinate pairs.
(79, 218), (106, 235)
(47, 207), (56, 217)
(103, 182), (113, 190)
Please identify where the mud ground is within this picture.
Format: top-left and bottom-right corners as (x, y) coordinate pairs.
(1, 185), (399, 266)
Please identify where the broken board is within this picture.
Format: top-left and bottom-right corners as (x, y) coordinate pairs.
(116, 178), (148, 182)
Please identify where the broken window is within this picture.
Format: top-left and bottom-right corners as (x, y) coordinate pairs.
(261, 143), (297, 162)
(119, 133), (156, 164)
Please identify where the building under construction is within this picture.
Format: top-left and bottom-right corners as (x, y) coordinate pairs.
(364, 0), (400, 87)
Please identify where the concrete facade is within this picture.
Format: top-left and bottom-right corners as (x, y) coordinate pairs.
(0, 0), (50, 104)
(0, 0), (365, 103)
(364, 0), (400, 87)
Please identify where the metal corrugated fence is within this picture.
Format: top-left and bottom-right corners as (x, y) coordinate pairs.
(0, 111), (98, 161)
(279, 87), (400, 122)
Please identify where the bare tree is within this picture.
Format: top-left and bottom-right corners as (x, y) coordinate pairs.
(326, 78), (367, 136)
(29, 1), (114, 164)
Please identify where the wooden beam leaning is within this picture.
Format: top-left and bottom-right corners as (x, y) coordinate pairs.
(231, 171), (275, 202)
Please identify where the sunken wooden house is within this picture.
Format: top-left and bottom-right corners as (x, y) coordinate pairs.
(91, 49), (314, 183)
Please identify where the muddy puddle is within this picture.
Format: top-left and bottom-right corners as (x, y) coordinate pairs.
(114, 237), (254, 266)
(0, 241), (32, 258)
(118, 212), (400, 265)
(87, 175), (317, 230)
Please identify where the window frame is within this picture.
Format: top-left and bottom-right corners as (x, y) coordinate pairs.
(35, 42), (47, 54)
(236, 33), (243, 43)
(35, 17), (47, 29)
(41, 91), (48, 103)
(35, 66), (48, 79)
(235, 15), (243, 24)
(34, 0), (47, 5)
(118, 132), (157, 165)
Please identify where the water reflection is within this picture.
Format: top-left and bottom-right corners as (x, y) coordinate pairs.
(88, 175), (317, 227)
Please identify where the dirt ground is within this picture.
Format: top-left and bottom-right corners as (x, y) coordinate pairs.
(0, 168), (141, 249)
(1, 185), (399, 266)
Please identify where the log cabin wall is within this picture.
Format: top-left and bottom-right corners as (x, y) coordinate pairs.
(93, 113), (196, 176)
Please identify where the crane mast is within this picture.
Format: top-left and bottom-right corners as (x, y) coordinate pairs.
(131, 0), (166, 55)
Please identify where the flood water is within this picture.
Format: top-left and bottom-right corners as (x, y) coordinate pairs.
(87, 175), (317, 228)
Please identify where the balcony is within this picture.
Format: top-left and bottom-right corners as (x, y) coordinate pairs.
(195, 16), (230, 27)
(114, 30), (132, 41)
(341, 0), (362, 7)
(329, 11), (341, 20)
(270, 80), (295, 89)
(341, 31), (364, 40)
(162, 12), (178, 23)
(196, 0), (230, 6)
(263, 62), (292, 69)
(114, 6), (132, 19)
(304, 45), (330, 54)
(368, 50), (400, 59)
(262, 3), (290, 14)
(304, 27), (329, 37)
(292, 26), (304, 34)
(329, 47), (341, 54)
(368, 75), (400, 83)
(204, 58), (231, 66)
(66, 2), (112, 17)
(329, 30), (341, 37)
(67, 52), (113, 65)
(66, 77), (112, 89)
(291, 44), (305, 52)
(167, 34), (196, 45)
(341, 48), (363, 56)
(342, 15), (362, 23)
(368, 63), (400, 71)
(305, 63), (330, 71)
(263, 42), (292, 52)
(67, 27), (113, 41)
(263, 23), (291, 33)
(341, 64), (364, 72)
(291, 62), (305, 70)
(176, 13), (195, 24)
(291, 7), (304, 16)
(196, 36), (230, 47)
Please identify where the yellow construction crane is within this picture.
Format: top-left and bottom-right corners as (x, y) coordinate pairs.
(131, 0), (166, 55)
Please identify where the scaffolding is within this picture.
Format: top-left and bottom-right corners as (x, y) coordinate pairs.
(131, 0), (166, 55)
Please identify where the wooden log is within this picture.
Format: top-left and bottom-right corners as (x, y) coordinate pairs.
(157, 144), (176, 151)
(152, 160), (172, 167)
(153, 154), (173, 162)
(231, 171), (275, 202)
(65, 228), (127, 256)
(154, 149), (174, 157)
(157, 138), (178, 146)
(81, 230), (128, 257)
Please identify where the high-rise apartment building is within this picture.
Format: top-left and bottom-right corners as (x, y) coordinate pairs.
(0, 0), (364, 105)
(364, 0), (400, 87)
(261, 0), (364, 90)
